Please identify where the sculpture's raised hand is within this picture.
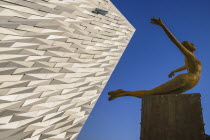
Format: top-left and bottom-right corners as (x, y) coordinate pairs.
(151, 18), (163, 26)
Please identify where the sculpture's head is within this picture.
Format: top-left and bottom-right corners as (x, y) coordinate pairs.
(182, 41), (196, 52)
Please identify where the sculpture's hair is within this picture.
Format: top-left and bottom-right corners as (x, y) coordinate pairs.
(182, 41), (202, 65)
(182, 41), (196, 52)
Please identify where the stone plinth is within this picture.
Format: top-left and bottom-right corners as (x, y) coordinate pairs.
(140, 93), (205, 140)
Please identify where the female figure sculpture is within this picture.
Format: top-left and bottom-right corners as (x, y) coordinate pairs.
(108, 18), (202, 101)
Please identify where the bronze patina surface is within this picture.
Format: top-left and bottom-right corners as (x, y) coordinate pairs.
(108, 18), (202, 101)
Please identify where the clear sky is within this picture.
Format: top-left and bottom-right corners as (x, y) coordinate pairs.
(77, 0), (210, 139)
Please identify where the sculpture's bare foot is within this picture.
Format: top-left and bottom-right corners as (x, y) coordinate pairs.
(108, 89), (127, 96)
(108, 95), (117, 101)
(108, 89), (128, 101)
(108, 94), (123, 101)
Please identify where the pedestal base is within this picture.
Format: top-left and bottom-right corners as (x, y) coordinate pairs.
(140, 93), (205, 140)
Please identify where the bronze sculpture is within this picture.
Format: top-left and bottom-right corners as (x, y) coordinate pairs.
(108, 18), (202, 101)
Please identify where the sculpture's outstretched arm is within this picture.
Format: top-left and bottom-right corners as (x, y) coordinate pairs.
(168, 65), (186, 78)
(151, 18), (194, 59)
(173, 65), (187, 72)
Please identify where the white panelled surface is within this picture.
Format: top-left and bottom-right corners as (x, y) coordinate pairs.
(0, 0), (135, 139)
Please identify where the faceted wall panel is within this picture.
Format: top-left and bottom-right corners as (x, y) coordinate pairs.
(0, 0), (135, 139)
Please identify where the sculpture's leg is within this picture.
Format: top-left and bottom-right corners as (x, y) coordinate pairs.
(109, 74), (188, 101)
(147, 75), (187, 95)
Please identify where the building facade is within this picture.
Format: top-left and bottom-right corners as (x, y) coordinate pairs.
(0, 0), (135, 139)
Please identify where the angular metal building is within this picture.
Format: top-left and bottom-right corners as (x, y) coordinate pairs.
(0, 0), (135, 139)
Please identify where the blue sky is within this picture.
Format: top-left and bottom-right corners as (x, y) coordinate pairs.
(77, 0), (210, 139)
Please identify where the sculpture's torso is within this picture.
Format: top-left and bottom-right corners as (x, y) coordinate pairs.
(184, 56), (202, 88)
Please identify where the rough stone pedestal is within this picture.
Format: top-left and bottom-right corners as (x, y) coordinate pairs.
(140, 93), (205, 140)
